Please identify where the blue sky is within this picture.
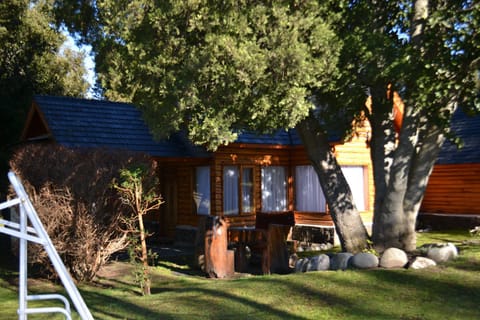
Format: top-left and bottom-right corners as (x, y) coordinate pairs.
(62, 33), (96, 98)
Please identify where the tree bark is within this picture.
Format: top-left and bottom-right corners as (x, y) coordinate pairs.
(372, 96), (420, 252)
(370, 0), (433, 253)
(138, 212), (151, 295)
(402, 107), (454, 250)
(296, 115), (369, 253)
(368, 84), (397, 220)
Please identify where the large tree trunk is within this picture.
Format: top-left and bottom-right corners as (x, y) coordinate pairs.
(368, 85), (397, 227)
(402, 111), (453, 250)
(371, 92), (421, 252)
(371, 0), (431, 253)
(296, 115), (369, 253)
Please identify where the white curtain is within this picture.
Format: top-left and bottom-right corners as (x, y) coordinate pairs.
(295, 165), (326, 212)
(241, 168), (254, 213)
(341, 166), (366, 211)
(261, 166), (287, 212)
(194, 166), (211, 215)
(223, 166), (239, 215)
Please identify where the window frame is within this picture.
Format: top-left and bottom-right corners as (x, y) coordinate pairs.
(222, 165), (255, 216)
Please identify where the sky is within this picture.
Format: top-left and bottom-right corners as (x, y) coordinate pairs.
(61, 33), (96, 98)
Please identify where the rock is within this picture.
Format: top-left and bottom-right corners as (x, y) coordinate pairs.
(351, 252), (379, 269)
(409, 256), (437, 269)
(306, 254), (330, 272)
(379, 248), (408, 268)
(421, 243), (458, 263)
(295, 258), (309, 272)
(330, 252), (353, 270)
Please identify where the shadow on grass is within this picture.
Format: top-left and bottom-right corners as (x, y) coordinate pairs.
(82, 289), (167, 320)
(271, 274), (407, 320)
(149, 283), (309, 319)
(156, 260), (205, 277)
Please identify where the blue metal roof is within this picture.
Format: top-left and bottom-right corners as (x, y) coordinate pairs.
(436, 109), (480, 164)
(235, 129), (302, 145)
(33, 95), (209, 157)
(31, 95), (309, 157)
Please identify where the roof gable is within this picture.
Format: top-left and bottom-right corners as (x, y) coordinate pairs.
(28, 95), (208, 157)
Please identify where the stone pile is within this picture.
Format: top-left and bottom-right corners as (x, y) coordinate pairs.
(293, 242), (458, 273)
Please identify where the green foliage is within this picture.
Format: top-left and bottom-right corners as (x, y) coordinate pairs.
(127, 233), (158, 295)
(0, 0), (89, 194)
(337, 0), (480, 125)
(59, 0), (342, 150)
(113, 163), (162, 295)
(114, 163), (163, 215)
(362, 239), (379, 256)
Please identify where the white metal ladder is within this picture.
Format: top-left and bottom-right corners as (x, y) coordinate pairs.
(0, 171), (94, 320)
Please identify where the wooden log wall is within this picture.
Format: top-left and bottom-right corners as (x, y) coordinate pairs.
(213, 144), (292, 215)
(421, 163), (480, 215)
(289, 132), (374, 223)
(153, 127), (375, 239)
(156, 158), (211, 237)
(294, 211), (334, 226)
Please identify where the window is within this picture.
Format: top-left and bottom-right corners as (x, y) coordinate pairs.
(261, 166), (287, 212)
(294, 165), (367, 212)
(241, 168), (254, 213)
(194, 166), (210, 215)
(295, 165), (326, 212)
(341, 166), (366, 211)
(223, 166), (254, 215)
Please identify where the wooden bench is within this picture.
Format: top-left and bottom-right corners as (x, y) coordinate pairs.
(226, 211), (337, 274)
(252, 212), (296, 274)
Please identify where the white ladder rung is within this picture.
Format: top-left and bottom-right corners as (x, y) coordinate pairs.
(0, 171), (94, 320)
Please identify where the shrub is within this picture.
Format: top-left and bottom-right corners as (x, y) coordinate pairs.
(9, 144), (157, 282)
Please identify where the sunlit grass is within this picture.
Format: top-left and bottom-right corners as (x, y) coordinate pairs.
(1, 230), (479, 320)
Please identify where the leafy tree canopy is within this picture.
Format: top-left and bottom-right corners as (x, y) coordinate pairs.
(0, 0), (89, 193)
(57, 0), (344, 150)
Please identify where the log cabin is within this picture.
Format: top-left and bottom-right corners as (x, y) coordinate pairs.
(21, 95), (374, 243)
(419, 108), (480, 229)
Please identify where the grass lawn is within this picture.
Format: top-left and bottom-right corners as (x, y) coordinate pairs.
(1, 230), (479, 320)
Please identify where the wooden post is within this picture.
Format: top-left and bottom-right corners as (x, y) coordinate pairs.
(267, 224), (291, 274)
(204, 216), (234, 278)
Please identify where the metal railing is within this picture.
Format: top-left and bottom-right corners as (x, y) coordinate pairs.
(0, 172), (94, 320)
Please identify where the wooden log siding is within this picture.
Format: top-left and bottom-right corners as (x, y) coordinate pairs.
(294, 211), (334, 226)
(290, 135), (374, 219)
(153, 129), (374, 239)
(421, 163), (480, 215)
(213, 144), (293, 216)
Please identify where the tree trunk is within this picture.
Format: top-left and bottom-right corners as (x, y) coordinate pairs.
(372, 97), (420, 252)
(371, 0), (432, 253)
(402, 110), (452, 250)
(296, 115), (369, 253)
(368, 84), (397, 224)
(138, 212), (151, 295)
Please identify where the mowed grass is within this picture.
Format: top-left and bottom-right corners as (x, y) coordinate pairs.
(1, 231), (479, 320)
